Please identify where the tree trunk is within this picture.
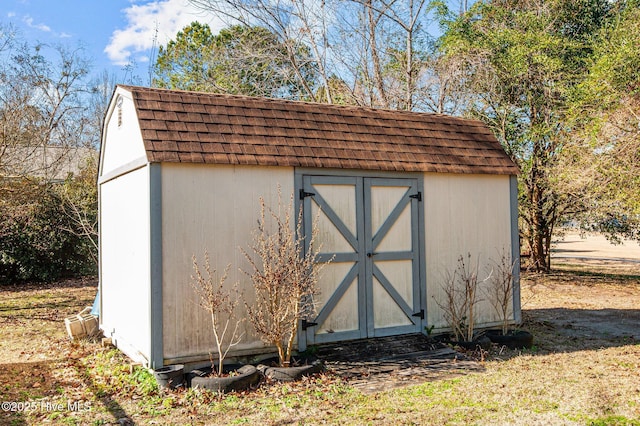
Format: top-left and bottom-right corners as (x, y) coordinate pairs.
(366, 0), (389, 108)
(275, 341), (287, 368)
(530, 232), (547, 272)
(404, 0), (415, 111)
(528, 174), (552, 272)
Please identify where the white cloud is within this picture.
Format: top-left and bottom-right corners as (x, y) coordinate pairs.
(18, 15), (74, 39)
(7, 12), (16, 18)
(23, 15), (51, 32)
(105, 0), (224, 66)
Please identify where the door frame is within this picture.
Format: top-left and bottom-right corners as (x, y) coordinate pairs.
(294, 169), (427, 351)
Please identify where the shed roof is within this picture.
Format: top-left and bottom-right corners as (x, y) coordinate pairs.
(120, 85), (518, 175)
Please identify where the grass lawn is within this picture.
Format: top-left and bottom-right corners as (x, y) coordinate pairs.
(0, 262), (639, 425)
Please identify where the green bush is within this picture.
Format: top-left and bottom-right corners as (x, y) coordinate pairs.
(0, 163), (98, 284)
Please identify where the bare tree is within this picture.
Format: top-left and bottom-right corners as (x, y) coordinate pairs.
(338, 0), (393, 108)
(436, 253), (487, 342)
(437, 263), (468, 342)
(328, 0), (459, 112)
(0, 41), (92, 181)
(388, 0), (429, 110)
(53, 70), (114, 268)
(414, 52), (471, 115)
(88, 69), (118, 147)
(188, 0), (335, 103)
(0, 23), (15, 55)
(191, 252), (244, 376)
(241, 190), (326, 367)
(185, 0), (469, 112)
(0, 38), (94, 252)
(58, 155), (99, 266)
(484, 250), (516, 335)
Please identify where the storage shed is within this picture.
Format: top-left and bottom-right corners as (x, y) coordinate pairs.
(99, 85), (520, 369)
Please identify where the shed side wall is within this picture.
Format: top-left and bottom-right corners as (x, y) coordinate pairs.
(160, 163), (294, 362)
(424, 173), (513, 329)
(100, 166), (151, 363)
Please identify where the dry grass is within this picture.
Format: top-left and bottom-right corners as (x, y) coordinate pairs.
(0, 262), (639, 425)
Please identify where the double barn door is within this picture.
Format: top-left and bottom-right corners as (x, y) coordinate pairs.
(300, 175), (424, 346)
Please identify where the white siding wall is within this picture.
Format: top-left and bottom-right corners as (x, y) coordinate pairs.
(100, 166), (151, 363)
(100, 89), (147, 176)
(160, 163), (294, 362)
(424, 173), (513, 329)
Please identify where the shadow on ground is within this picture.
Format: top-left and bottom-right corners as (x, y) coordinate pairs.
(524, 307), (639, 351)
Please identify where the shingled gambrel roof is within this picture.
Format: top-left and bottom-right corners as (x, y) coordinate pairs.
(120, 85), (519, 175)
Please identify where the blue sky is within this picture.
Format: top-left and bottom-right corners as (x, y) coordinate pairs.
(1, 0), (225, 83)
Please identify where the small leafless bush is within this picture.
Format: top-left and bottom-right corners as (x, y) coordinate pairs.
(191, 252), (244, 376)
(241, 189), (325, 368)
(436, 253), (487, 342)
(485, 249), (516, 335)
(438, 267), (467, 342)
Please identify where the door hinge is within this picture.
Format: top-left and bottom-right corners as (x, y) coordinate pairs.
(302, 319), (318, 330)
(299, 189), (316, 199)
(412, 309), (424, 320)
(409, 192), (422, 202)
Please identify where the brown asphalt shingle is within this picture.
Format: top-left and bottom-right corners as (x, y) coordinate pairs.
(121, 85), (519, 175)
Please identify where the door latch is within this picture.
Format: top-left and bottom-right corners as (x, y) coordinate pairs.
(412, 309), (425, 320)
(302, 319), (318, 330)
(299, 189), (315, 199)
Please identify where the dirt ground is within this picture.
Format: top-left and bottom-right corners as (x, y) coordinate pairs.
(0, 233), (638, 425)
(552, 231), (640, 263)
(0, 277), (96, 365)
(526, 232), (640, 343)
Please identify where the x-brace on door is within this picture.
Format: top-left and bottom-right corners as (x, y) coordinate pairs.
(300, 175), (423, 346)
